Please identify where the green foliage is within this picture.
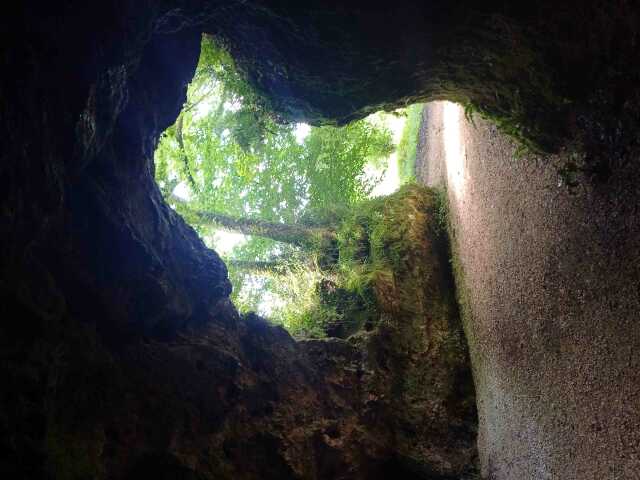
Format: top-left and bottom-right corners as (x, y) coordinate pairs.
(396, 103), (424, 183)
(153, 35), (442, 342)
(433, 187), (449, 234)
(279, 184), (437, 338)
(155, 35), (393, 226)
(153, 34), (395, 327)
(214, 185), (436, 339)
(302, 122), (393, 211)
(263, 257), (333, 338)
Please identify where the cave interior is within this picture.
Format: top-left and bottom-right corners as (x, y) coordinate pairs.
(1, 1), (639, 479)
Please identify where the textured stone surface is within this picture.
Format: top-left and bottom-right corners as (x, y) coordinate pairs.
(417, 101), (640, 479)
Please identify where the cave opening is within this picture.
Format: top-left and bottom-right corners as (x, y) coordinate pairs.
(141, 31), (480, 477)
(153, 34), (435, 340)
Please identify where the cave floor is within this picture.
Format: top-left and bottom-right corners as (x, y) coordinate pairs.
(415, 101), (640, 479)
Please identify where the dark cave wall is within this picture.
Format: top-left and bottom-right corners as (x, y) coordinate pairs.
(203, 0), (625, 153)
(0, 4), (234, 477)
(1, 2), (478, 479)
(207, 1), (640, 155)
(1, 2), (226, 340)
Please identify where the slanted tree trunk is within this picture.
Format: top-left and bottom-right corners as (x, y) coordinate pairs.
(195, 210), (335, 247)
(227, 259), (290, 275)
(174, 113), (199, 193)
(170, 195), (336, 248)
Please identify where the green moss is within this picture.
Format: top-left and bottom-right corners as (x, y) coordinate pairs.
(324, 184), (478, 473)
(282, 183), (470, 350)
(315, 184), (443, 335)
(429, 16), (571, 154)
(434, 186), (488, 401)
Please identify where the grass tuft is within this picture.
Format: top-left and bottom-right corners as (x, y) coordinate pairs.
(278, 184), (443, 338)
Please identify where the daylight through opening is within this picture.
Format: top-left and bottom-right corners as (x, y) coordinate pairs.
(154, 35), (427, 337)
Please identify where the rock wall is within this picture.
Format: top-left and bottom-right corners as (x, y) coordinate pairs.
(1, 3), (476, 479)
(416, 101), (640, 479)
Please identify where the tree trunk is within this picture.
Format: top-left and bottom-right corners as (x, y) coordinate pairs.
(196, 210), (335, 247)
(171, 197), (335, 247)
(227, 259), (289, 275)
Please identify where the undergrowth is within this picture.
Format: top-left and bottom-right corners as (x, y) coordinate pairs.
(281, 183), (438, 338)
(396, 104), (425, 183)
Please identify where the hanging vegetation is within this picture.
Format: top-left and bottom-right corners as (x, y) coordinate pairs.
(154, 36), (441, 338)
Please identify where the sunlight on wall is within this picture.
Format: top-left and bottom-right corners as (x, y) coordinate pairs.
(442, 102), (466, 199)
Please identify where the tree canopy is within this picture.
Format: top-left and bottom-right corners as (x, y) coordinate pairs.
(154, 35), (395, 327)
